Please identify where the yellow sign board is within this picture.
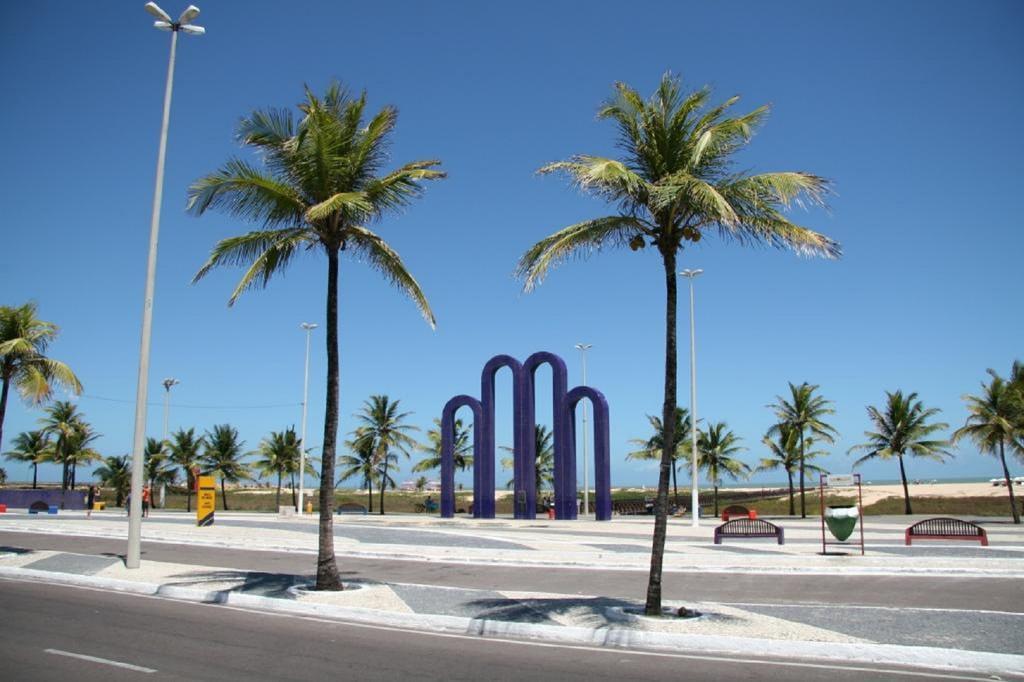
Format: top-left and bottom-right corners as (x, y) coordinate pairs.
(197, 475), (216, 526)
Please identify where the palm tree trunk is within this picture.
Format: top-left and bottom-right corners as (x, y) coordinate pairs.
(672, 461), (678, 505)
(32, 462), (38, 489)
(999, 439), (1021, 524)
(645, 249), (677, 617)
(275, 471), (282, 508)
(186, 489), (192, 513)
(379, 458), (388, 515)
(316, 246), (343, 591)
(787, 470), (795, 516)
(897, 453), (912, 514)
(71, 462), (77, 490)
(713, 485), (719, 517)
(290, 473), (297, 509)
(798, 430), (806, 518)
(0, 372), (10, 454)
(221, 477), (229, 511)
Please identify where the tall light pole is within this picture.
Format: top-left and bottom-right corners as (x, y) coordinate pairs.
(160, 377), (179, 508)
(298, 323), (318, 515)
(127, 3), (205, 570)
(679, 269), (703, 528)
(574, 343), (592, 516)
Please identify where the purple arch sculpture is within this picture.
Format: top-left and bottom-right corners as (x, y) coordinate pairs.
(565, 386), (612, 521)
(522, 351), (574, 520)
(440, 351), (611, 521)
(440, 394), (484, 518)
(480, 355), (527, 519)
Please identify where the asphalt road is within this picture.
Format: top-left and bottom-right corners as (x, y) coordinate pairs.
(1, 579), (1013, 682)
(2, 530), (1021, 613)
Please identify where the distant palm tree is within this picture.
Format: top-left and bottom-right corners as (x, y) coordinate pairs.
(253, 427), (303, 509)
(338, 429), (377, 512)
(0, 302), (82, 452)
(767, 382), (838, 518)
(0, 467), (6, 485)
(501, 424), (555, 494)
(953, 374), (1022, 523)
(3, 430), (50, 489)
(757, 425), (827, 516)
(189, 83), (444, 590)
(201, 424), (250, 510)
(167, 428), (204, 512)
(415, 475), (428, 493)
(94, 455), (131, 507)
(62, 421), (102, 490)
(353, 396), (418, 515)
(627, 408), (691, 503)
(697, 422), (750, 517)
(144, 437), (176, 508)
(414, 418), (473, 473)
(849, 390), (951, 515)
(517, 74), (839, 615)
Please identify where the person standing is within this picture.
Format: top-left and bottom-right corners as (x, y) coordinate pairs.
(86, 485), (97, 519)
(142, 484), (151, 519)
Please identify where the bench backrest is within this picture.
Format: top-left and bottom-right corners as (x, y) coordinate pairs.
(907, 517), (984, 537)
(717, 518), (779, 535)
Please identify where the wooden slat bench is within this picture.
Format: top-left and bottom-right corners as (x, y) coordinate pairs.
(905, 517), (988, 546)
(336, 502), (367, 515)
(714, 518), (784, 545)
(721, 505), (757, 521)
(612, 499), (652, 516)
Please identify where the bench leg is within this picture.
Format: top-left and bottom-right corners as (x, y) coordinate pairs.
(905, 530), (911, 546)
(777, 529), (784, 545)
(980, 534), (988, 547)
(714, 535), (721, 545)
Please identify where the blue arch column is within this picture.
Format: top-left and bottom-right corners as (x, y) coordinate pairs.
(441, 395), (484, 519)
(523, 352), (575, 520)
(565, 386), (612, 521)
(480, 355), (527, 519)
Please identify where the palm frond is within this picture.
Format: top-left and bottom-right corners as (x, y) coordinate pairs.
(345, 226), (435, 328)
(187, 159), (306, 227)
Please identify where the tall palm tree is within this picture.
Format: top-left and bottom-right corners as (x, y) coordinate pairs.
(626, 408), (691, 503)
(501, 424), (555, 494)
(953, 374), (1022, 523)
(39, 401), (89, 491)
(353, 395), (418, 515)
(167, 428), (204, 512)
(697, 422), (750, 517)
(0, 302), (82, 452)
(414, 418), (473, 473)
(253, 427), (303, 509)
(757, 425), (827, 516)
(849, 390), (951, 515)
(517, 74), (839, 614)
(201, 424), (250, 511)
(94, 455), (131, 507)
(189, 84), (444, 590)
(3, 430), (50, 489)
(144, 437), (176, 508)
(338, 429), (377, 512)
(767, 382), (838, 518)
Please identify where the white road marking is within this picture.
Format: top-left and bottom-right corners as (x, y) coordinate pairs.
(44, 648), (156, 673)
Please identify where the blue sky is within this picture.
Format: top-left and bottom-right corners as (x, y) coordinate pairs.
(1, 0), (1022, 489)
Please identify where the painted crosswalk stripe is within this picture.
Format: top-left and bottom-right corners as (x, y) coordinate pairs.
(44, 648), (156, 673)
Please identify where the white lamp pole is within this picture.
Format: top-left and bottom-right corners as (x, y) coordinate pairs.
(127, 3), (205, 569)
(160, 377), (179, 508)
(298, 322), (318, 515)
(679, 269), (703, 528)
(574, 343), (592, 516)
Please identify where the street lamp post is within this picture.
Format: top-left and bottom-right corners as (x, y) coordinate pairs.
(160, 377), (179, 508)
(679, 269), (703, 528)
(127, 3), (205, 569)
(298, 323), (318, 515)
(574, 343), (592, 516)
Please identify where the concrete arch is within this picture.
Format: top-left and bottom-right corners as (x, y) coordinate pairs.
(480, 355), (526, 519)
(522, 351), (575, 520)
(441, 395), (484, 518)
(564, 386), (612, 521)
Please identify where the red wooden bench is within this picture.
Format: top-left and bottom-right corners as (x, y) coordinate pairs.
(721, 505), (757, 521)
(905, 517), (988, 546)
